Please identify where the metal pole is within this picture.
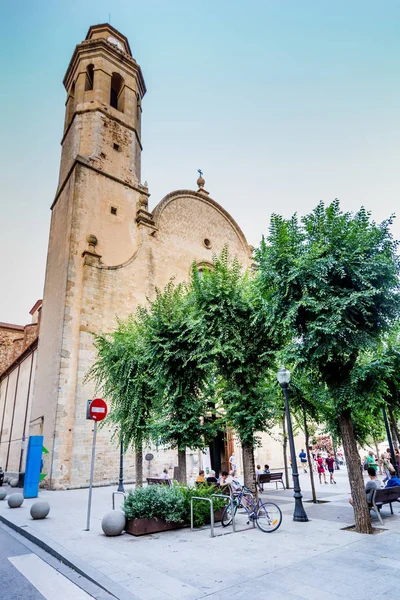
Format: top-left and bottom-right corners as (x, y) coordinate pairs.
(382, 406), (398, 477)
(282, 384), (309, 522)
(85, 421), (97, 531)
(117, 437), (125, 493)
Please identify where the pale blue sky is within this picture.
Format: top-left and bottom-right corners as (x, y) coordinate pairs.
(1, 1), (399, 323)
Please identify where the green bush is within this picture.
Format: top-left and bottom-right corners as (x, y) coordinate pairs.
(123, 483), (229, 528)
(123, 485), (186, 523)
(175, 483), (228, 528)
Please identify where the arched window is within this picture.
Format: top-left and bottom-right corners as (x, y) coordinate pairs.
(110, 73), (124, 112)
(85, 64), (94, 91)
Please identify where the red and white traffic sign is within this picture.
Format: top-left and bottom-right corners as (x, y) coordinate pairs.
(89, 398), (108, 422)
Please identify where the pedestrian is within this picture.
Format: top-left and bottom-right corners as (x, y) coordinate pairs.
(380, 453), (395, 483)
(255, 464), (263, 492)
(349, 467), (381, 505)
(299, 449), (308, 473)
(395, 449), (400, 473)
(229, 452), (237, 475)
(366, 450), (378, 473)
(325, 453), (336, 484)
(316, 453), (327, 484)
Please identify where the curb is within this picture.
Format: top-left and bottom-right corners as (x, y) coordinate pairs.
(0, 514), (138, 600)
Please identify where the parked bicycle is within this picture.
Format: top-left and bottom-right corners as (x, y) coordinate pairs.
(221, 486), (282, 533)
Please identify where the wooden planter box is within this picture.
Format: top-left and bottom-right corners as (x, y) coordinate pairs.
(125, 517), (184, 536)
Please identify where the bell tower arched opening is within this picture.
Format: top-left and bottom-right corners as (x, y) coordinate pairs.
(85, 64), (94, 91)
(110, 72), (125, 112)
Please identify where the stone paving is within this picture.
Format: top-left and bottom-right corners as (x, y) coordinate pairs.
(1, 469), (400, 599)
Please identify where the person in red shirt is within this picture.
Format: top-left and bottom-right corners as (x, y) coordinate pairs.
(316, 454), (327, 484)
(325, 453), (336, 484)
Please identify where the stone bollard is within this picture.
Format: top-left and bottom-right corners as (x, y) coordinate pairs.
(0, 488), (7, 500)
(101, 510), (126, 536)
(30, 501), (50, 520)
(9, 478), (19, 488)
(8, 493), (24, 508)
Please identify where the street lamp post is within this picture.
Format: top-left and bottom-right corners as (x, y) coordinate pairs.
(117, 436), (125, 493)
(277, 367), (309, 522)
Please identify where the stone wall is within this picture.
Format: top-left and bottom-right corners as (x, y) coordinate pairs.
(0, 325), (24, 375)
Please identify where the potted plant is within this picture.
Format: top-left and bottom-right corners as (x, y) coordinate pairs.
(124, 486), (186, 536)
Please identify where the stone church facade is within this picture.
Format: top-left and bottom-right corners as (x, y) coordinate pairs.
(1, 24), (293, 489)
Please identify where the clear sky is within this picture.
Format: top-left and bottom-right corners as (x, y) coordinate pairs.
(1, 1), (399, 324)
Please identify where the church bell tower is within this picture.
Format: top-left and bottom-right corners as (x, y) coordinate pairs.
(31, 25), (149, 488)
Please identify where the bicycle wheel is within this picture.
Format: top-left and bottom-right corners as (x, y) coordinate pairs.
(221, 501), (238, 527)
(255, 501), (282, 533)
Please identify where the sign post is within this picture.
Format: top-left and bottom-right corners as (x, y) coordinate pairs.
(85, 398), (108, 531)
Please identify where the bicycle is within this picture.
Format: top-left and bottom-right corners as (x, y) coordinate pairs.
(221, 486), (282, 533)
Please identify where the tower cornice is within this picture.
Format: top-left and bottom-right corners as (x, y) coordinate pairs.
(63, 38), (146, 98)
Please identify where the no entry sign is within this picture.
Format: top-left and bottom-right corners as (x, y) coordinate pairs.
(89, 398), (108, 422)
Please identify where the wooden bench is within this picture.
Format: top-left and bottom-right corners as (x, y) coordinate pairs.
(257, 472), (285, 490)
(369, 486), (400, 524)
(146, 477), (171, 486)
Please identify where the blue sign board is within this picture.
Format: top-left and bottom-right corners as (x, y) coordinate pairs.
(23, 436), (44, 498)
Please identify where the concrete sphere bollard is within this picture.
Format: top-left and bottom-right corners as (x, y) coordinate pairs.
(30, 501), (50, 520)
(0, 488), (7, 500)
(9, 478), (19, 488)
(8, 493), (24, 508)
(101, 510), (126, 536)
(3, 476), (8, 484)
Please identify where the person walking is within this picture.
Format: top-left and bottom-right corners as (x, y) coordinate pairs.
(325, 453), (336, 484)
(366, 450), (378, 473)
(316, 453), (327, 484)
(299, 449), (308, 473)
(380, 453), (395, 483)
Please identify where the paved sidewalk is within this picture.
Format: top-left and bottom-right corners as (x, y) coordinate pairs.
(1, 469), (400, 599)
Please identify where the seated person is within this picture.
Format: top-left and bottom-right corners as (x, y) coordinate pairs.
(206, 470), (218, 483)
(228, 470), (242, 493)
(385, 473), (400, 488)
(349, 467), (381, 505)
(218, 470), (232, 486)
(196, 470), (205, 483)
(160, 468), (170, 481)
(263, 464), (270, 474)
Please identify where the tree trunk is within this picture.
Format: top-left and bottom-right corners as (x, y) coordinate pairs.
(373, 437), (382, 475)
(303, 409), (317, 503)
(177, 449), (187, 484)
(388, 406), (399, 450)
(135, 442), (143, 488)
(339, 412), (372, 534)
(242, 443), (257, 496)
(282, 413), (290, 489)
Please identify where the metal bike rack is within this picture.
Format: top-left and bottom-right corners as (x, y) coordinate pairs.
(190, 494), (236, 538)
(112, 491), (126, 510)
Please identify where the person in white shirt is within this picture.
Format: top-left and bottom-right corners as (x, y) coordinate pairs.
(229, 453), (237, 474)
(160, 469), (170, 481)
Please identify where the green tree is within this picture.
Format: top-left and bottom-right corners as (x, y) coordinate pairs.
(192, 248), (279, 491)
(143, 282), (215, 484)
(256, 200), (400, 533)
(88, 317), (153, 487)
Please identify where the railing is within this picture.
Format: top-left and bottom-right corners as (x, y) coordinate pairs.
(190, 493), (236, 538)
